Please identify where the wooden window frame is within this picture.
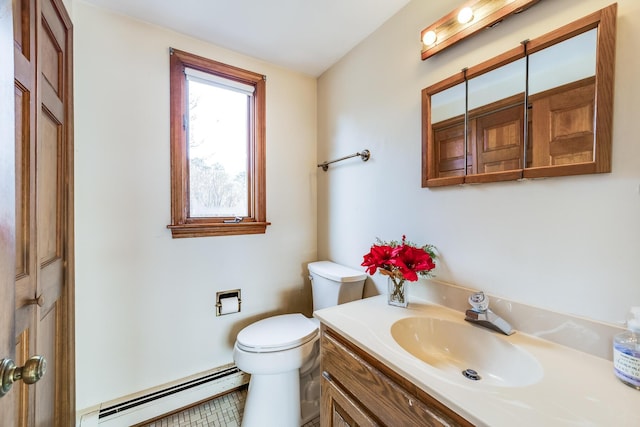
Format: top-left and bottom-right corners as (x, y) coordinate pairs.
(167, 48), (269, 238)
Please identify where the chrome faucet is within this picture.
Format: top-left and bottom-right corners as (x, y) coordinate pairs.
(464, 291), (514, 335)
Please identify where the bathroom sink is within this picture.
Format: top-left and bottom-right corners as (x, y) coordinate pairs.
(391, 317), (543, 387)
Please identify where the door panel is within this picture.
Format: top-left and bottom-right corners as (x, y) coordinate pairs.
(38, 110), (62, 266)
(13, 0), (35, 334)
(40, 26), (61, 93)
(530, 78), (595, 168)
(2, 0), (18, 422)
(13, 0), (35, 315)
(14, 83), (30, 281)
(475, 104), (524, 174)
(13, 0), (38, 425)
(36, 303), (58, 425)
(433, 122), (475, 177)
(434, 123), (465, 177)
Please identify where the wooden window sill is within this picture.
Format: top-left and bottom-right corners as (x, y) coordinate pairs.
(167, 221), (271, 238)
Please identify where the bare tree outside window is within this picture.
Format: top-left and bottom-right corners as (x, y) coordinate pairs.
(187, 80), (248, 217)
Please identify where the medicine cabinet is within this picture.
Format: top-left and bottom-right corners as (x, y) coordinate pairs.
(422, 3), (616, 187)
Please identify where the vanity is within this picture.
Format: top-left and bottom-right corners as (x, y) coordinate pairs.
(315, 295), (640, 426)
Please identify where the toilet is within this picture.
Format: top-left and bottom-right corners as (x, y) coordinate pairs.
(233, 261), (366, 427)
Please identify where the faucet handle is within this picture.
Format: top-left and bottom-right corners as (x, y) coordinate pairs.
(469, 291), (490, 312)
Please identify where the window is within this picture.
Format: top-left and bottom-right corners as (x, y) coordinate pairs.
(168, 48), (269, 237)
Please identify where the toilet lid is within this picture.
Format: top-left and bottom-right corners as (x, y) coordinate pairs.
(236, 313), (319, 353)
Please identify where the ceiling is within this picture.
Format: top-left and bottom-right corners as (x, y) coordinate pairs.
(82, 0), (412, 77)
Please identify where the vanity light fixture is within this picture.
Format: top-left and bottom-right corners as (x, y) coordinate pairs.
(422, 30), (437, 46)
(458, 7), (474, 24)
(421, 0), (541, 60)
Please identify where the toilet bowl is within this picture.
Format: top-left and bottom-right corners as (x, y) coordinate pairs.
(234, 314), (319, 427)
(233, 261), (366, 427)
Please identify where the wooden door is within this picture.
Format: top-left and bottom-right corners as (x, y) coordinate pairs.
(474, 104), (524, 174)
(529, 77), (596, 167)
(7, 0), (75, 424)
(433, 121), (475, 178)
(14, 0), (38, 423)
(1, 0), (18, 423)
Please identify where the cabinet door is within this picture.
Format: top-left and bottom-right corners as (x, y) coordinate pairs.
(321, 373), (379, 427)
(321, 328), (472, 427)
(529, 77), (595, 167)
(433, 122), (471, 177)
(474, 104), (524, 174)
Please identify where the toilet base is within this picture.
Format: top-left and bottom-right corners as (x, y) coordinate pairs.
(300, 360), (320, 424)
(241, 369), (301, 427)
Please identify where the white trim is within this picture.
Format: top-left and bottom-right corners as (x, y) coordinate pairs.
(185, 67), (255, 95)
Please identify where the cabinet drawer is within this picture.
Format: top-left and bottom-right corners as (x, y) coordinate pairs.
(321, 373), (380, 427)
(321, 327), (472, 427)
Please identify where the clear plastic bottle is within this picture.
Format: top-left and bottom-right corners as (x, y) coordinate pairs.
(613, 307), (640, 390)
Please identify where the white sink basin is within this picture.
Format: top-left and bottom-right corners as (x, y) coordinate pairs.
(391, 316), (543, 387)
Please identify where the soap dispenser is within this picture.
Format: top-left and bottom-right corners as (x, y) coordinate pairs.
(613, 307), (640, 390)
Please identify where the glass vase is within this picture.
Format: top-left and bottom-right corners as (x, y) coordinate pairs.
(387, 276), (408, 308)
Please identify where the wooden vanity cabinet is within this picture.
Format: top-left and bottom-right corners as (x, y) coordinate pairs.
(320, 326), (473, 427)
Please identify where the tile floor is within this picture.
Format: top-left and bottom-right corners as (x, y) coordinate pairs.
(138, 388), (320, 427)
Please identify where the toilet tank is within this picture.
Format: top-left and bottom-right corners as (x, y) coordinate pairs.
(308, 261), (366, 311)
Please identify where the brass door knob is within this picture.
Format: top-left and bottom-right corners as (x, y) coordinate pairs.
(0, 355), (47, 397)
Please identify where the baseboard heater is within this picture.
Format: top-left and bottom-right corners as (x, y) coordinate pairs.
(78, 364), (249, 427)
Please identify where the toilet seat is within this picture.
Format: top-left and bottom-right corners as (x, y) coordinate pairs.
(236, 313), (318, 353)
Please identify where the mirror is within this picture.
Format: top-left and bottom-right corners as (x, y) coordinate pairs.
(466, 57), (526, 182)
(422, 4), (616, 187)
(527, 29), (597, 170)
(430, 81), (466, 179)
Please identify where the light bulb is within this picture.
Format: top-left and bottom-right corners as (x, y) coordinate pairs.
(422, 30), (437, 46)
(457, 7), (474, 24)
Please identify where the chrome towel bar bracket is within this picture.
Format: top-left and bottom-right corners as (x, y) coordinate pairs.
(318, 149), (370, 171)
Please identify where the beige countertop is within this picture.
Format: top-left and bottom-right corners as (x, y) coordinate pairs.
(314, 295), (640, 426)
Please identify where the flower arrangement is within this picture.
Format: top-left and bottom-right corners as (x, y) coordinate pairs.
(361, 235), (436, 306)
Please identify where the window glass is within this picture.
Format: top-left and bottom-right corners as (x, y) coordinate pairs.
(187, 76), (249, 217)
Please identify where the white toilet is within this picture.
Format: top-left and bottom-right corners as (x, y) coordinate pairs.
(233, 261), (366, 427)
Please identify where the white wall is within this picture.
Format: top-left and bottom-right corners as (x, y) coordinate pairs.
(73, 0), (317, 410)
(318, 0), (640, 325)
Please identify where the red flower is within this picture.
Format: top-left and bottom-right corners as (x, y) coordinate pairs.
(361, 244), (394, 275)
(361, 236), (436, 282)
(389, 245), (436, 281)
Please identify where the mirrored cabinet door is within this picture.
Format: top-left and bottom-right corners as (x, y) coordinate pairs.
(466, 57), (526, 183)
(527, 29), (597, 169)
(431, 82), (467, 179)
